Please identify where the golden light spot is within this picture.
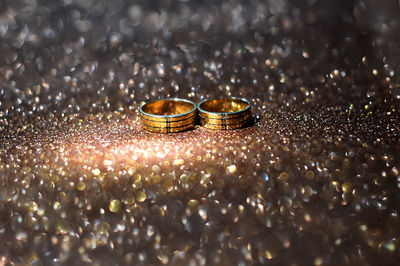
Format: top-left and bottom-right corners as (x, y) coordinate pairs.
(152, 164), (160, 172)
(92, 168), (101, 176)
(135, 191), (146, 202)
(77, 181), (86, 191)
(188, 199), (199, 207)
(314, 257), (323, 266)
(53, 202), (61, 210)
(304, 213), (311, 222)
(103, 159), (113, 166)
(278, 172), (289, 181)
(124, 195), (135, 205)
(173, 159), (184, 165)
(109, 199), (121, 213)
(342, 181), (353, 193)
(264, 250), (273, 260)
(22, 166), (31, 174)
(227, 165), (237, 174)
(180, 173), (189, 182)
(127, 167), (136, 176)
(132, 174), (141, 182)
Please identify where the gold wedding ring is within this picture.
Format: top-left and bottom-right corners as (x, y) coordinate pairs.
(139, 98), (197, 133)
(198, 97), (251, 130)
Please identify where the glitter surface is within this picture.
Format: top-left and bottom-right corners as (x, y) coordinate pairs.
(0, 0), (399, 265)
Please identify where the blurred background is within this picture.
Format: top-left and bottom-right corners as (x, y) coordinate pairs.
(0, 0), (399, 115)
(0, 0), (399, 265)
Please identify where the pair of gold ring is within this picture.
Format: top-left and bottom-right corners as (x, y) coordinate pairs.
(139, 97), (251, 133)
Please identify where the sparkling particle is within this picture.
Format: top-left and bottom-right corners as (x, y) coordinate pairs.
(15, 231), (28, 241)
(135, 191), (147, 202)
(92, 169), (101, 176)
(109, 200), (122, 213)
(128, 167), (136, 176)
(227, 165), (237, 174)
(173, 159), (185, 165)
(279, 172), (289, 181)
(124, 195), (135, 205)
(380, 239), (396, 252)
(152, 164), (160, 172)
(103, 160), (113, 166)
(77, 181), (86, 191)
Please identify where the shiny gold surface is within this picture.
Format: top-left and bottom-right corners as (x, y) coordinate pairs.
(140, 111), (195, 122)
(141, 114), (196, 128)
(198, 98), (251, 129)
(199, 108), (251, 119)
(199, 111), (252, 125)
(200, 98), (249, 113)
(198, 98), (250, 119)
(200, 114), (251, 125)
(140, 99), (196, 133)
(141, 99), (195, 117)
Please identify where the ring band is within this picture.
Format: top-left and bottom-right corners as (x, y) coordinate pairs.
(139, 98), (197, 133)
(197, 97), (251, 130)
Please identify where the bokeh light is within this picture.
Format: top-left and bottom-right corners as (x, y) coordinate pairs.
(0, 0), (399, 265)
